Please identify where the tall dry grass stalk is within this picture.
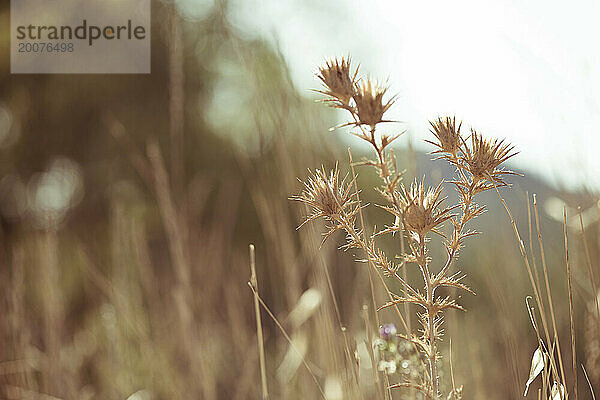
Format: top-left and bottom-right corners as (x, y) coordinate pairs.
(291, 57), (517, 399)
(38, 230), (70, 398)
(249, 244), (269, 400)
(499, 189), (599, 398)
(168, 3), (185, 199)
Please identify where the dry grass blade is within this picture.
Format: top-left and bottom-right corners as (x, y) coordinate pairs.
(582, 364), (596, 400)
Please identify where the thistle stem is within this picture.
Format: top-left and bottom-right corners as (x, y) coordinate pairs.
(428, 306), (438, 399)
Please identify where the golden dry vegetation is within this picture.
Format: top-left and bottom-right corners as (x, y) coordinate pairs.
(0, 2), (598, 400)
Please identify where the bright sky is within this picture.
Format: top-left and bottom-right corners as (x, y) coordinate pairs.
(198, 0), (600, 191)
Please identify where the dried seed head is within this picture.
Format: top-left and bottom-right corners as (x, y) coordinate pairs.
(427, 116), (462, 156)
(316, 57), (357, 106)
(353, 79), (394, 127)
(399, 179), (456, 237)
(463, 130), (516, 181)
(291, 166), (355, 227)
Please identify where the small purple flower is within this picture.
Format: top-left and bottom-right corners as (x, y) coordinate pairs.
(379, 323), (397, 339)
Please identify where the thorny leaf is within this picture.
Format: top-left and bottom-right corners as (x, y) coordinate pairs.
(397, 252), (419, 264)
(433, 296), (465, 312)
(523, 347), (547, 396)
(378, 293), (428, 311)
(435, 273), (475, 295)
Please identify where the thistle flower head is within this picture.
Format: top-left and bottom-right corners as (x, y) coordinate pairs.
(353, 79), (394, 127)
(316, 57), (357, 106)
(291, 165), (356, 227)
(399, 179), (456, 237)
(463, 130), (516, 182)
(379, 323), (397, 339)
(427, 116), (462, 156)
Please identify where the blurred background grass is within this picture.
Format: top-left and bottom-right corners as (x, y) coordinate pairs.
(0, 1), (598, 399)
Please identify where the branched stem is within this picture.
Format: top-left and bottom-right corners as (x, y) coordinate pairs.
(297, 58), (517, 399)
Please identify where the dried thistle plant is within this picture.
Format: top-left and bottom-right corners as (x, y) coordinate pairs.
(292, 57), (517, 399)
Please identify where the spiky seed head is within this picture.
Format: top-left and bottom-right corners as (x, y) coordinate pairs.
(399, 179), (456, 237)
(353, 79), (394, 127)
(428, 116), (462, 156)
(463, 130), (516, 181)
(291, 166), (355, 227)
(316, 57), (356, 106)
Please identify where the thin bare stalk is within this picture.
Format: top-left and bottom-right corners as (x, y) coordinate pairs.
(563, 208), (578, 400)
(362, 305), (385, 400)
(348, 149), (380, 329)
(249, 244), (269, 400)
(494, 186), (563, 385)
(248, 282), (327, 400)
(168, 4), (185, 198)
(527, 192), (547, 321)
(533, 195), (567, 387)
(582, 364), (596, 400)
